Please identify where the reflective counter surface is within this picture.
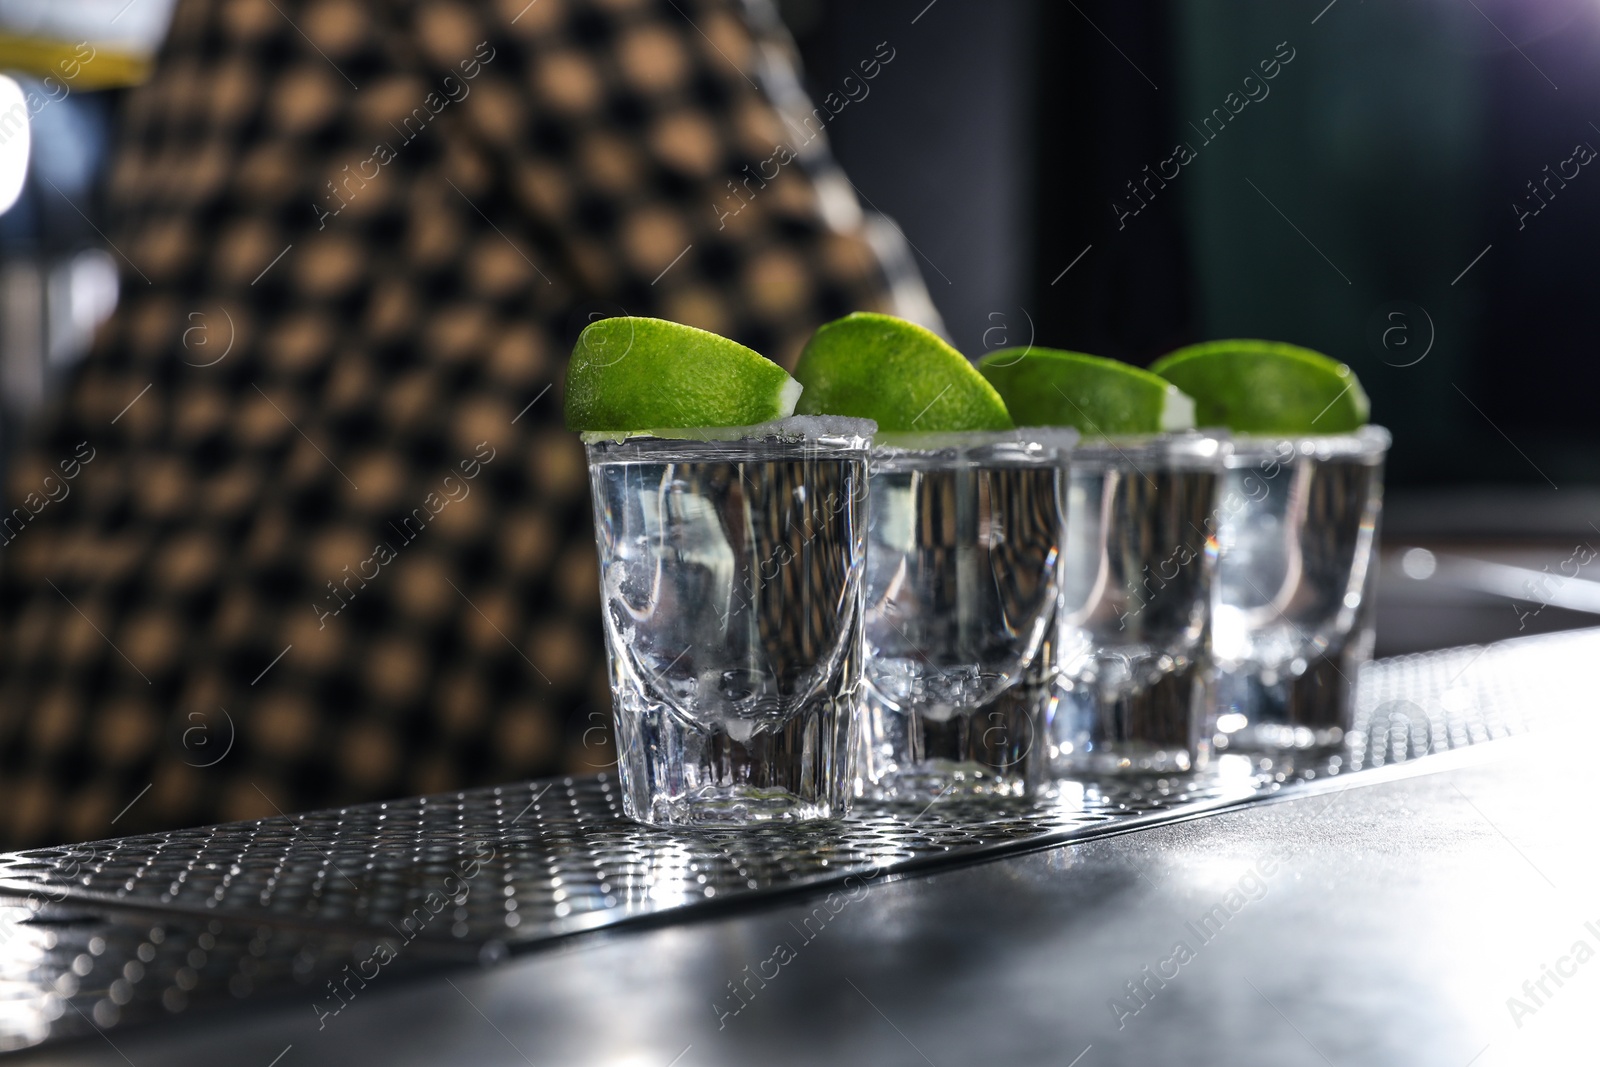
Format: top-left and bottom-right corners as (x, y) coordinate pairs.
(3, 631), (1597, 1065)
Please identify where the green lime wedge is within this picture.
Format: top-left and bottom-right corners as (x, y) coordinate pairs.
(977, 347), (1195, 435)
(1149, 339), (1369, 434)
(564, 317), (801, 431)
(792, 312), (1012, 432)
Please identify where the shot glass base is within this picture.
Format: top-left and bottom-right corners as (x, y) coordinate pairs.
(1216, 724), (1346, 754)
(1050, 742), (1197, 777)
(856, 689), (1044, 802)
(1046, 658), (1211, 779)
(612, 697), (854, 828)
(638, 786), (838, 827)
(1212, 647), (1362, 763)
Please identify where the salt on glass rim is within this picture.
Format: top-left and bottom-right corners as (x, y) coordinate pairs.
(580, 415), (876, 446)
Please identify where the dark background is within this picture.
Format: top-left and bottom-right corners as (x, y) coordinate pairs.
(6, 1), (1598, 493)
(780, 0), (1600, 491)
(1, 0), (1597, 661)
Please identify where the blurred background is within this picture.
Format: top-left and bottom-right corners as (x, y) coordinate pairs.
(2, 0), (1598, 657)
(760, 0), (1600, 655)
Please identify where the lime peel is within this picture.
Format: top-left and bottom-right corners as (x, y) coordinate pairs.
(793, 312), (1013, 433)
(977, 346), (1195, 436)
(564, 316), (800, 432)
(1150, 339), (1369, 434)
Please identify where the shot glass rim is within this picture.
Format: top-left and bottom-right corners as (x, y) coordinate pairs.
(872, 425), (1078, 463)
(1070, 427), (1229, 468)
(581, 415), (876, 455)
(1223, 423), (1390, 465)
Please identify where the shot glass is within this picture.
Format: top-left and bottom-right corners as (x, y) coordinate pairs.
(583, 416), (873, 826)
(1048, 432), (1226, 777)
(1211, 426), (1389, 761)
(857, 428), (1076, 801)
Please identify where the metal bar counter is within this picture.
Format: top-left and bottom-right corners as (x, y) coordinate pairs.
(2, 630), (1596, 1065)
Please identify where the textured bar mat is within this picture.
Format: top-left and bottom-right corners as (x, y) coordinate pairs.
(0, 630), (1586, 1051)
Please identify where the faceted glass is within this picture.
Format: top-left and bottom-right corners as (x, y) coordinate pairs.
(1048, 432), (1225, 776)
(857, 429), (1075, 800)
(1212, 426), (1389, 759)
(583, 417), (872, 825)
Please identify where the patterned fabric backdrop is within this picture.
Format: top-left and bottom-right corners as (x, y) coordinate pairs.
(0, 0), (901, 849)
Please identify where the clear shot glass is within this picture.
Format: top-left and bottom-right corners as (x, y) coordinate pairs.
(857, 428), (1076, 801)
(583, 416), (873, 826)
(1048, 432), (1226, 777)
(1211, 426), (1389, 762)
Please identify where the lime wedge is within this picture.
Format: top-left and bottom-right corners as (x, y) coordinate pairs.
(1150, 339), (1369, 434)
(977, 347), (1195, 435)
(564, 317), (801, 431)
(792, 312), (1012, 432)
